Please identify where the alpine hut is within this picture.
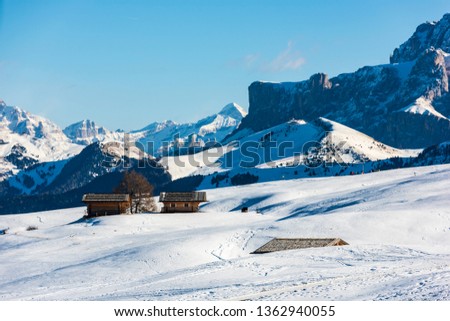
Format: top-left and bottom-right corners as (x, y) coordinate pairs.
(159, 192), (207, 213)
(82, 194), (131, 217)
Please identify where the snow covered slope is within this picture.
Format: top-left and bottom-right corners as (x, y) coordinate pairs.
(162, 117), (420, 184)
(0, 164), (449, 300)
(0, 100), (83, 179)
(1, 140), (156, 196)
(401, 97), (447, 119)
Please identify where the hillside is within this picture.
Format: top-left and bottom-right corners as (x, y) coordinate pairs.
(161, 117), (421, 188)
(0, 164), (449, 300)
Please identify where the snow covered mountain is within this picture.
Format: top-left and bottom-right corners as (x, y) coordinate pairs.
(0, 138), (165, 196)
(63, 119), (122, 145)
(162, 117), (421, 188)
(131, 102), (247, 156)
(233, 13), (450, 149)
(0, 100), (83, 180)
(0, 141), (171, 213)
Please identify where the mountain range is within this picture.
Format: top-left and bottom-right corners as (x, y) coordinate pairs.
(0, 101), (247, 213)
(0, 101), (246, 177)
(1, 13), (450, 214)
(61, 102), (247, 155)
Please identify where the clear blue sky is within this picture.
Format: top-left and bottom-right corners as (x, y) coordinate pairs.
(1, 0), (449, 131)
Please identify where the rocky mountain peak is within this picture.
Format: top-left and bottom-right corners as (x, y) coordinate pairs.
(218, 102), (247, 119)
(63, 119), (119, 145)
(308, 73), (332, 91)
(391, 13), (450, 63)
(0, 102), (63, 139)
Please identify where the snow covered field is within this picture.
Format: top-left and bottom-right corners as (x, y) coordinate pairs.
(0, 164), (449, 301)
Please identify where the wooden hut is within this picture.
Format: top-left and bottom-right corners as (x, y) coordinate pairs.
(159, 192), (207, 213)
(251, 238), (348, 254)
(82, 194), (131, 217)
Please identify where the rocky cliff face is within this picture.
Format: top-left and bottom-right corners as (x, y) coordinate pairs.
(236, 14), (450, 149)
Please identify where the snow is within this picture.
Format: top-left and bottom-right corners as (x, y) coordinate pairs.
(1, 101), (247, 184)
(131, 102), (246, 156)
(163, 118), (421, 184)
(401, 97), (447, 119)
(159, 146), (233, 180)
(101, 141), (152, 161)
(63, 104), (247, 150)
(0, 164), (449, 300)
(7, 160), (69, 194)
(322, 118), (421, 160)
(217, 102), (248, 119)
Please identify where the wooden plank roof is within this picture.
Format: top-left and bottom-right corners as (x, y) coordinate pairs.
(251, 238), (348, 254)
(82, 194), (130, 203)
(159, 192), (207, 202)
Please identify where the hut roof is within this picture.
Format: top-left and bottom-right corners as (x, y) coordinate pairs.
(82, 194), (130, 203)
(159, 192), (207, 202)
(251, 238), (348, 254)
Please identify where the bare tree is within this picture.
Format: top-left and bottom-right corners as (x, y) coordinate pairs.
(114, 171), (156, 213)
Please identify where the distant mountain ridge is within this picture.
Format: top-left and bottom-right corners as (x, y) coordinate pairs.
(131, 102), (247, 155)
(61, 102), (246, 156)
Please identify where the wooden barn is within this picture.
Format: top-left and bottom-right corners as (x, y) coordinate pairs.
(82, 194), (131, 217)
(251, 238), (348, 254)
(159, 192), (207, 213)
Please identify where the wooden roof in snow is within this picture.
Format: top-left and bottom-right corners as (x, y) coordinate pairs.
(82, 194), (130, 203)
(159, 192), (207, 202)
(251, 238), (348, 254)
